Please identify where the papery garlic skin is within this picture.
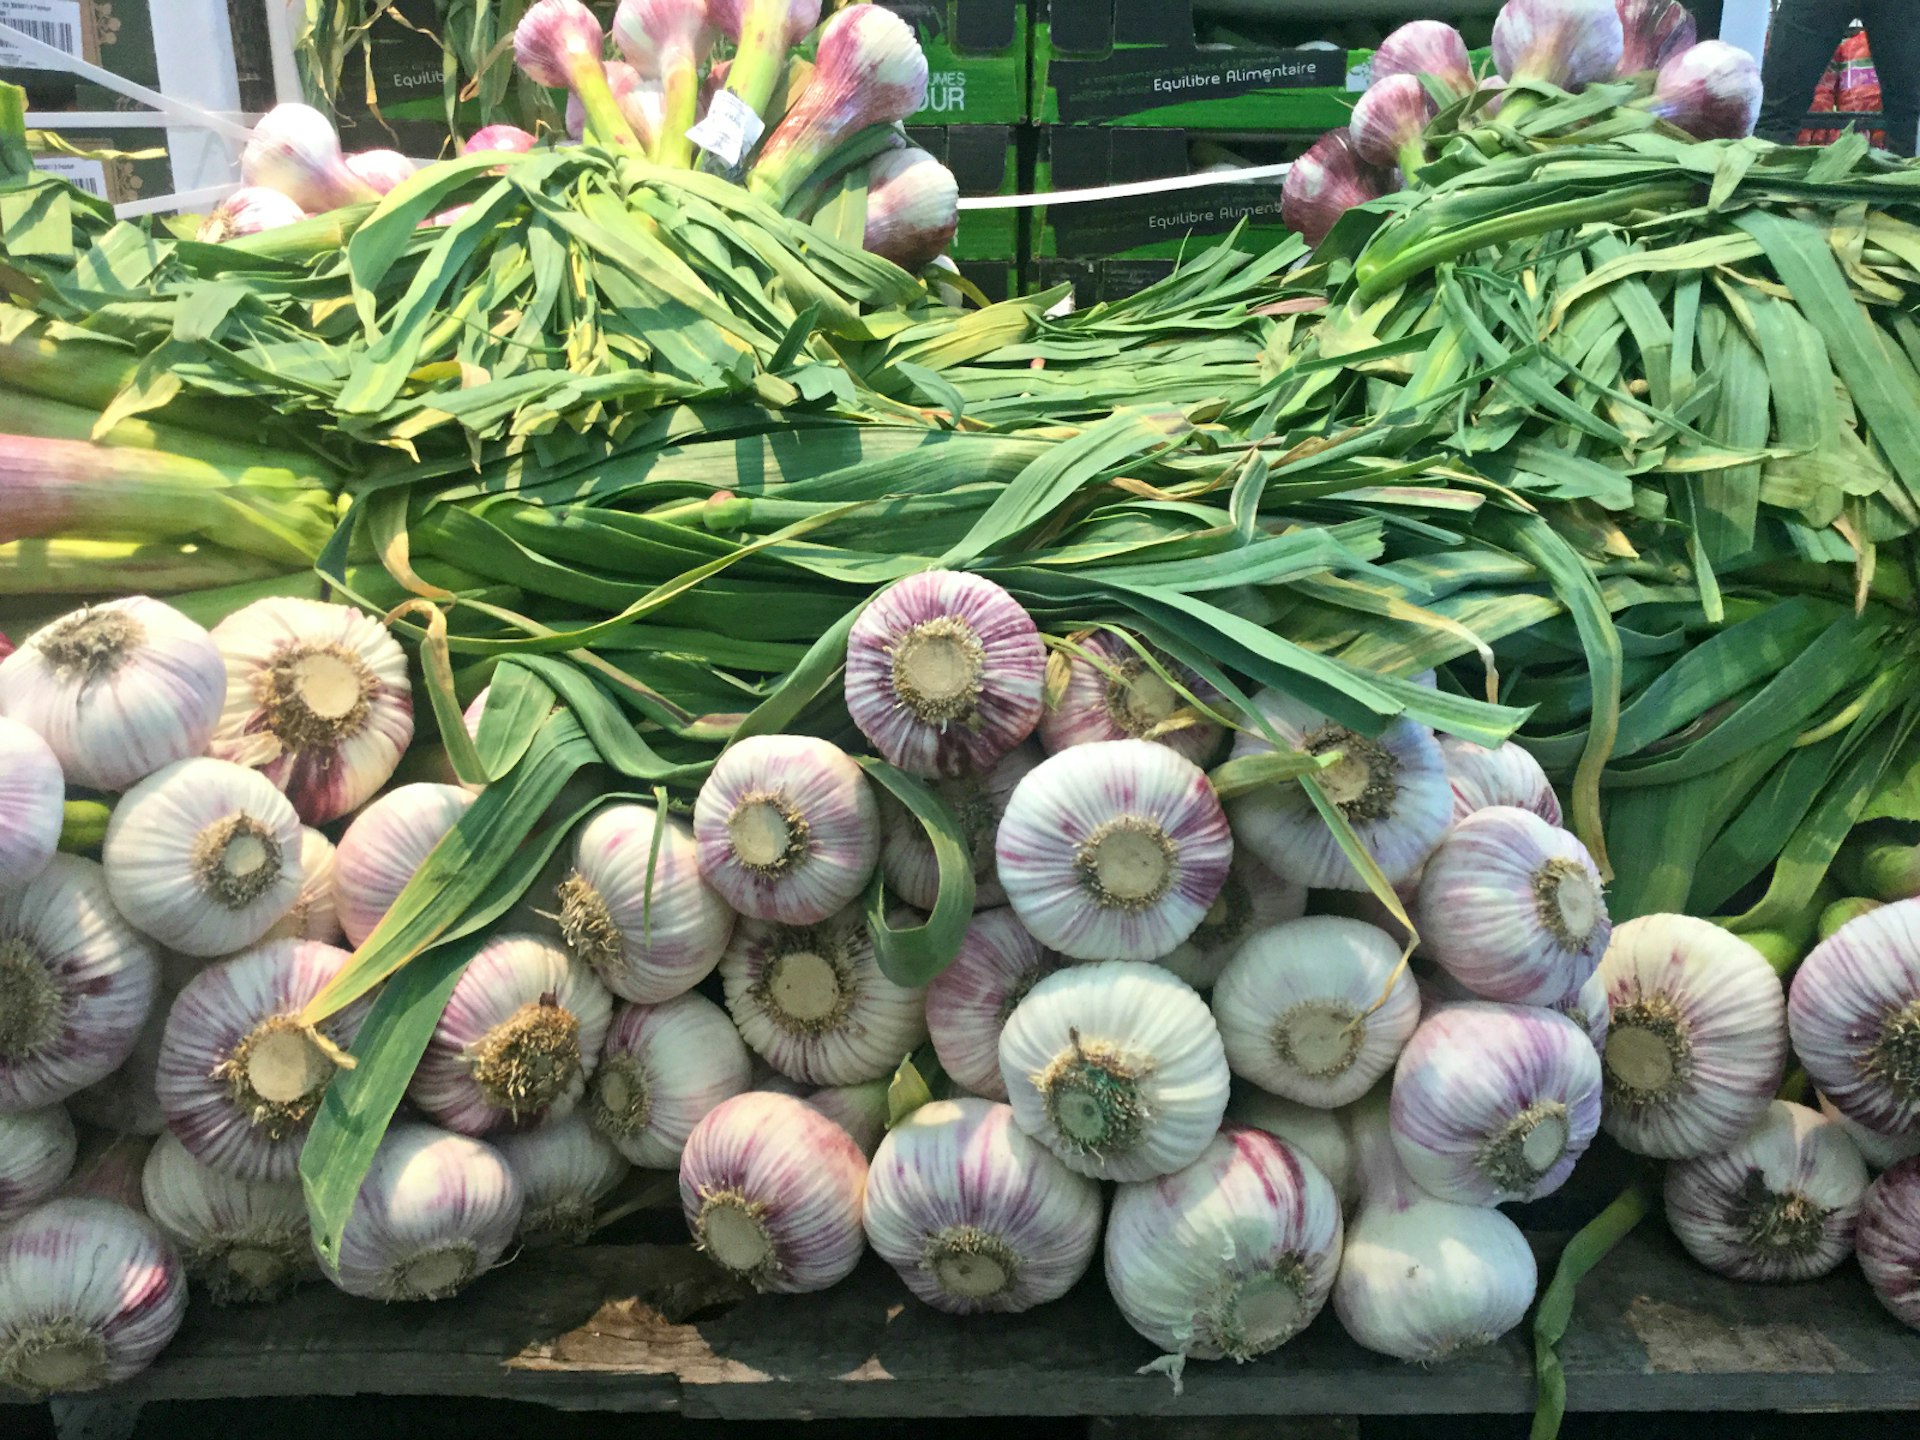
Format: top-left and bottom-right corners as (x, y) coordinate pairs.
(326, 1122), (523, 1302)
(0, 1106), (76, 1224)
(1819, 1093), (1920, 1171)
(1857, 1156), (1920, 1331)
(342, 148), (418, 195)
(861, 146), (959, 272)
(926, 908), (1064, 1101)
(1647, 40), (1763, 140)
(1228, 1088), (1358, 1210)
(1211, 916), (1420, 1109)
(240, 102), (374, 211)
(803, 1080), (890, 1159)
(1788, 899), (1920, 1138)
(104, 757), (305, 958)
(1280, 128), (1393, 247)
(880, 742), (1040, 911)
(60, 1132), (154, 1210)
(410, 933), (613, 1135)
(678, 1091), (868, 1293)
(1615, 0), (1697, 73)
(589, 992), (751, 1168)
(1349, 73), (1436, 172)
(494, 1114), (630, 1245)
(333, 783), (475, 947)
(1493, 0), (1625, 89)
(464, 124), (539, 155)
(999, 961), (1228, 1182)
(0, 717), (62, 887)
(1370, 19), (1475, 100)
(1439, 737), (1562, 826)
(66, 949), (198, 1137)
(1039, 631), (1224, 768)
(0, 596), (226, 791)
(865, 1098), (1102, 1314)
(0, 855), (158, 1112)
(1157, 852), (1307, 991)
(1553, 965), (1612, 1055)
(141, 1132), (314, 1304)
(196, 185), (306, 242)
(262, 828), (342, 945)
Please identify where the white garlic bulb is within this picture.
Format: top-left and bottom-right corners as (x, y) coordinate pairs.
(494, 1114), (630, 1245)
(326, 1122), (523, 1302)
(559, 802), (735, 1003)
(239, 102), (374, 211)
(0, 716), (62, 887)
(208, 596), (414, 825)
(104, 757), (306, 958)
(864, 1098), (1102, 1314)
(925, 908), (1064, 1101)
(802, 1080), (891, 1160)
(0, 597), (225, 791)
(1040, 630), (1226, 767)
(879, 742), (1040, 910)
(1157, 852), (1308, 990)
(678, 1091), (868, 1293)
(0, 1105), (77, 1225)
(1439, 736), (1562, 825)
(999, 961), (1228, 1181)
(719, 903), (928, 1085)
(1788, 898), (1920, 1137)
(141, 1131), (315, 1304)
(195, 185), (305, 242)
(333, 782), (475, 947)
(1228, 1087), (1358, 1209)
(1818, 1093), (1920, 1171)
(262, 828), (342, 945)
(1211, 916), (1421, 1109)
(0, 855), (158, 1112)
(410, 932), (613, 1135)
(1858, 1156), (1920, 1331)
(589, 992), (752, 1169)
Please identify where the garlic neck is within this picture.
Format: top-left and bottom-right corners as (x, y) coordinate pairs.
(1037, 1032), (1149, 1157)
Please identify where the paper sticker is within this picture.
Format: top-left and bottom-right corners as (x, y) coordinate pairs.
(0, 1), (84, 71)
(35, 154), (108, 198)
(685, 90), (766, 171)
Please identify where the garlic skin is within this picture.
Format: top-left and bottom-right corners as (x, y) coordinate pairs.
(1226, 688), (1451, 891)
(566, 60), (666, 148)
(693, 734), (879, 925)
(1493, 0), (1624, 89)
(1598, 914), (1788, 1159)
(0, 1198), (186, 1394)
(0, 596), (226, 791)
(494, 1114), (630, 1245)
(1227, 1088), (1358, 1210)
(60, 1132), (154, 1211)
(0, 855), (158, 1113)
(1438, 737), (1562, 826)
(1616, 0), (1697, 73)
(999, 961), (1229, 1182)
(844, 570), (1046, 779)
(860, 146), (959, 273)
(141, 1132), (314, 1304)
(0, 716), (62, 887)
(240, 102), (375, 211)
(1857, 1156), (1920, 1331)
(1211, 916), (1420, 1109)
(1157, 852), (1307, 991)
(1370, 19), (1475, 100)
(1787, 899), (1920, 1138)
(802, 1080), (890, 1159)
(926, 907), (1064, 1101)
(342, 148), (417, 195)
(1552, 965), (1612, 1055)
(0, 1106), (76, 1224)
(327, 1122), (523, 1302)
(865, 1098), (1102, 1314)
(195, 185), (306, 242)
(66, 951), (197, 1137)
(559, 802), (735, 1004)
(410, 933), (613, 1135)
(208, 597), (414, 825)
(104, 757), (305, 958)
(262, 828), (342, 945)
(719, 903), (928, 1085)
(1039, 631), (1224, 768)
(880, 742), (1040, 911)
(463, 124), (539, 154)
(589, 992), (751, 1168)
(1281, 128), (1394, 247)
(997, 739), (1232, 962)
(1664, 1100), (1869, 1283)
(333, 783), (475, 948)
(1818, 1093), (1920, 1171)
(678, 1091), (868, 1293)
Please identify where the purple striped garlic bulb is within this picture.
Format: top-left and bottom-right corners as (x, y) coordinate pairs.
(1553, 965), (1612, 1055)
(463, 125), (538, 155)
(240, 103), (376, 212)
(0, 716), (62, 887)
(1615, 0), (1696, 74)
(1040, 631), (1224, 768)
(802, 1080), (890, 1160)
(588, 992), (752, 1168)
(1492, 0), (1625, 90)
(567, 60), (667, 150)
(342, 148), (418, 195)
(196, 186), (306, 243)
(861, 146), (959, 272)
(612, 0), (715, 166)
(1819, 1093), (1920, 1171)
(1646, 40), (1763, 140)
(494, 1114), (629, 1245)
(1858, 1156), (1920, 1330)
(1369, 20), (1475, 102)
(140, 1131), (314, 1305)
(334, 783), (475, 947)
(926, 907), (1064, 1101)
(0, 1106), (76, 1225)
(845, 570), (1046, 779)
(1157, 852), (1307, 991)
(1349, 74), (1437, 176)
(881, 742), (1040, 911)
(1439, 736), (1562, 825)
(1228, 1088), (1357, 1209)
(1789, 899), (1920, 1138)
(261, 828), (342, 945)
(678, 1090), (868, 1293)
(1280, 129), (1393, 248)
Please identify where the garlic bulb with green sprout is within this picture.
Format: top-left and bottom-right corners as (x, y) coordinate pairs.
(1369, 20), (1474, 101)
(1789, 899), (1920, 1138)
(589, 991), (751, 1168)
(196, 186), (306, 243)
(0, 1106), (76, 1224)
(881, 743), (1039, 912)
(261, 828), (341, 945)
(1228, 1088), (1357, 1209)
(208, 596), (414, 825)
(1615, 0), (1696, 73)
(342, 148), (417, 195)
(1348, 75), (1436, 177)
(719, 903), (928, 1085)
(861, 146), (959, 272)
(0, 1198), (186, 1394)
(844, 571), (1045, 779)
(705, 0), (821, 128)
(410, 933), (613, 1135)
(1492, 0), (1624, 89)
(514, 0), (641, 147)
(1438, 737), (1562, 826)
(678, 1090), (867, 1293)
(1644, 40), (1762, 139)
(999, 961), (1228, 1182)
(333, 783), (475, 948)
(157, 939), (369, 1181)
(1858, 1157), (1920, 1331)
(1552, 965), (1612, 1055)
(1280, 129), (1392, 247)
(803, 1079), (891, 1160)
(560, 801), (735, 1004)
(1211, 916), (1420, 1109)
(240, 103), (376, 211)
(864, 1098), (1102, 1314)
(326, 1122), (523, 1302)
(1333, 1089), (1536, 1363)
(613, 0), (716, 167)
(140, 1132), (313, 1304)
(566, 61), (666, 148)
(1040, 631), (1224, 768)
(1226, 688), (1450, 891)
(926, 908), (1064, 1101)
(693, 734), (878, 924)
(103, 757), (305, 959)
(1664, 1100), (1869, 1282)
(0, 716), (61, 887)
(1598, 914), (1788, 1159)
(1157, 853), (1307, 991)
(0, 596), (225, 791)
(463, 124), (538, 154)
(1819, 1094), (1920, 1171)
(997, 739), (1231, 962)
(494, 1114), (629, 1245)
(1, 856), (158, 1112)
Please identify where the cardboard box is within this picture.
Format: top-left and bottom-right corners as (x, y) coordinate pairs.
(1027, 255), (1176, 305)
(905, 123), (1022, 261)
(950, 259), (1017, 302)
(29, 124), (172, 206)
(884, 0), (1029, 124)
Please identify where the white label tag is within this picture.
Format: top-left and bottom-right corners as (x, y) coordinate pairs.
(35, 154), (108, 198)
(1346, 60), (1373, 93)
(685, 90), (765, 171)
(0, 1), (84, 71)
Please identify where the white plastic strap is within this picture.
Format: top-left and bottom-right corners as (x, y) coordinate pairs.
(957, 161), (1291, 211)
(0, 18), (256, 143)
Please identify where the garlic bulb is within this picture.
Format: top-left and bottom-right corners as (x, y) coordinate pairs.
(719, 903), (928, 1085)
(1390, 1001), (1602, 1206)
(589, 992), (751, 1168)
(693, 733), (878, 924)
(926, 908), (1064, 1101)
(0, 1198), (186, 1393)
(1040, 631), (1224, 768)
(1157, 852), (1307, 990)
(1664, 1100), (1869, 1282)
(996, 739), (1232, 962)
(1819, 1093), (1920, 1171)
(1552, 965), (1611, 1054)
(262, 828), (342, 945)
(864, 1097), (1102, 1314)
(678, 1091), (868, 1293)
(333, 783), (475, 947)
(803, 1080), (891, 1160)
(0, 855), (158, 1112)
(1858, 1156), (1920, 1331)
(1416, 807), (1609, 1006)
(0, 1106), (76, 1224)
(1438, 737), (1562, 825)
(140, 1132), (313, 1304)
(999, 961), (1228, 1181)
(240, 102), (374, 211)
(65, 949), (197, 1136)
(1227, 1087), (1357, 1209)
(327, 1122), (522, 1302)
(843, 570), (1046, 778)
(196, 185), (306, 242)
(1211, 916), (1420, 1109)
(341, 148), (417, 195)
(879, 742), (1040, 910)
(494, 1114), (629, 1245)
(156, 939), (370, 1181)
(0, 716), (61, 887)
(60, 1132), (153, 1211)
(1787, 899), (1920, 1138)
(1598, 914), (1788, 1159)
(410, 932), (613, 1135)
(103, 757), (305, 958)
(559, 801), (735, 1003)
(208, 596), (414, 825)
(0, 596), (225, 791)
